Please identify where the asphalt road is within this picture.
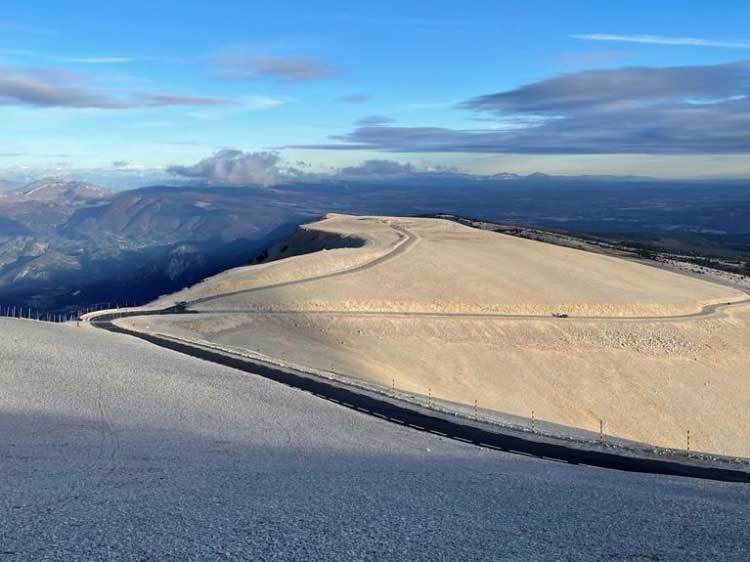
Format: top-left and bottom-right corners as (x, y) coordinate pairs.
(195, 298), (750, 323)
(190, 224), (418, 306)
(92, 317), (750, 482)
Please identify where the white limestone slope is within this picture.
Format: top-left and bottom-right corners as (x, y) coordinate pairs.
(2, 317), (750, 560)
(131, 214), (750, 457)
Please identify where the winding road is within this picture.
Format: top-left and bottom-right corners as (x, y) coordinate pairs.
(83, 220), (750, 482)
(186, 222), (750, 323)
(190, 224), (418, 306)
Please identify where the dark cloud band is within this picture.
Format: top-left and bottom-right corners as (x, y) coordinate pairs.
(289, 60), (750, 155)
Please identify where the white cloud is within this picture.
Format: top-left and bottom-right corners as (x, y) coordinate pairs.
(573, 34), (750, 49)
(167, 150), (291, 186)
(240, 94), (289, 111)
(186, 94), (289, 120)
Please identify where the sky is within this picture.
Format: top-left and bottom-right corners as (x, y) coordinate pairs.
(2, 0), (750, 185)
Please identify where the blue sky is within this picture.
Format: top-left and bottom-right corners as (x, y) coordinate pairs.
(2, 0), (750, 184)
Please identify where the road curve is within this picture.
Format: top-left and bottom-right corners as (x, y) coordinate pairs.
(190, 224), (418, 306)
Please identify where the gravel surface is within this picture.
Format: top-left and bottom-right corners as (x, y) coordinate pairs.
(1, 319), (749, 561)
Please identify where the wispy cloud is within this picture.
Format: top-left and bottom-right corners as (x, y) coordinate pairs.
(133, 93), (230, 108)
(354, 115), (394, 126)
(338, 93), (371, 103)
(0, 152), (70, 158)
(55, 55), (192, 65)
(214, 51), (337, 82)
(58, 57), (137, 64)
(185, 94), (289, 120)
(573, 33), (750, 49)
(0, 50), (193, 66)
(0, 65), (229, 109)
(239, 94), (290, 110)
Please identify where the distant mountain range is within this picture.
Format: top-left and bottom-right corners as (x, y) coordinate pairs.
(0, 175), (748, 313)
(0, 179), (314, 311)
(5, 179), (111, 204)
